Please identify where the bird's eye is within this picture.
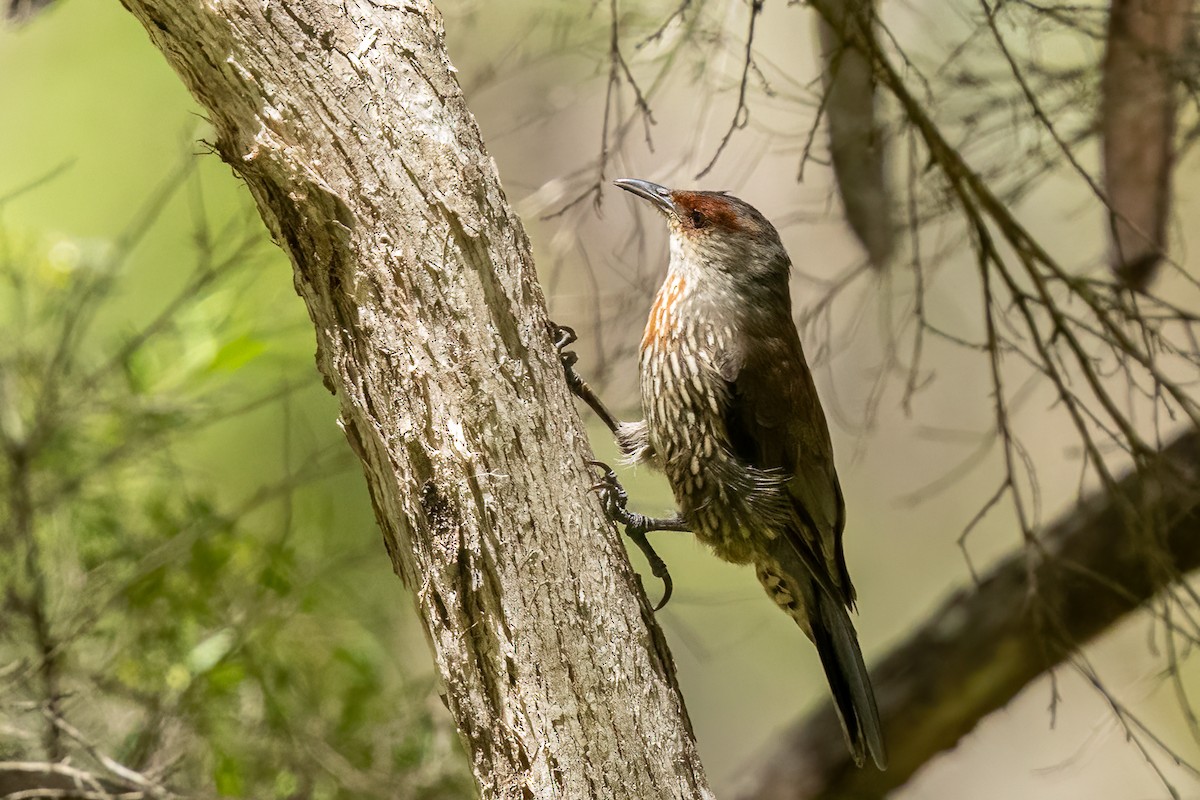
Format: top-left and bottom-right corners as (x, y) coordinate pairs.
(690, 210), (707, 229)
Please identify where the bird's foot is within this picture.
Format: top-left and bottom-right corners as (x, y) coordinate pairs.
(551, 321), (578, 353)
(551, 322), (582, 388)
(548, 321), (621, 434)
(589, 460), (679, 611)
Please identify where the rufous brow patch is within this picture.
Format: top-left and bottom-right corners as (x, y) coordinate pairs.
(670, 191), (758, 234)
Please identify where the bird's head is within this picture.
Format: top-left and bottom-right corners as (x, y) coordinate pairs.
(613, 178), (790, 284)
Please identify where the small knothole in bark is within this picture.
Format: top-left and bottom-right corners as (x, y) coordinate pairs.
(420, 479), (455, 538)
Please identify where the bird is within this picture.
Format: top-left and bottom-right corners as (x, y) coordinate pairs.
(560, 178), (886, 770)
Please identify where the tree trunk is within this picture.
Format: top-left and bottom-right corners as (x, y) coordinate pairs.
(118, 2), (712, 798)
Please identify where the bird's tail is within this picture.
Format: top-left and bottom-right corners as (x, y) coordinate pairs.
(808, 584), (887, 770)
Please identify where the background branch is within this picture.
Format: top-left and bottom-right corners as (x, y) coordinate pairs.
(737, 428), (1200, 800)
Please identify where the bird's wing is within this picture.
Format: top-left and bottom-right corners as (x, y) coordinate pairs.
(719, 330), (854, 602)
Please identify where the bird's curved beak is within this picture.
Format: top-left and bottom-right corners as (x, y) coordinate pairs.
(613, 178), (675, 215)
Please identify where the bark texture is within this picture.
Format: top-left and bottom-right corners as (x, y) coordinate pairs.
(119, 2), (711, 798)
(736, 429), (1200, 800)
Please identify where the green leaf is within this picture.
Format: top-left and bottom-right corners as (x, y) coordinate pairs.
(207, 334), (266, 374)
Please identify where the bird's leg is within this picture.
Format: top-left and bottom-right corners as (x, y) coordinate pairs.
(589, 461), (689, 535)
(590, 461), (690, 611)
(551, 322), (621, 435)
(549, 322), (685, 609)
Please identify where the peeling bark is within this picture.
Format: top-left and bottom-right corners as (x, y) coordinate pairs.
(118, 2), (712, 798)
(736, 429), (1200, 800)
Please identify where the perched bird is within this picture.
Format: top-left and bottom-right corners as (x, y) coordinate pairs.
(564, 178), (886, 769)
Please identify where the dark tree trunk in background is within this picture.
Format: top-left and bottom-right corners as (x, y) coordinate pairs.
(1101, 0), (1189, 290)
(737, 429), (1200, 800)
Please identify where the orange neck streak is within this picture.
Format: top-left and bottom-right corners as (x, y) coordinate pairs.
(641, 273), (687, 351)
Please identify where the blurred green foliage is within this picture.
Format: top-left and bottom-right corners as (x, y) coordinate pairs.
(0, 162), (472, 796)
(13, 2), (1197, 799)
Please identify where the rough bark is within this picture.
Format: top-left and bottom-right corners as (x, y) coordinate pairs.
(118, 2), (712, 798)
(736, 428), (1200, 800)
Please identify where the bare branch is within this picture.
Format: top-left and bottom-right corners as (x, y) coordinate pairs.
(737, 427), (1200, 800)
(0, 761), (139, 800)
(638, 0), (695, 48)
(696, 0), (763, 178)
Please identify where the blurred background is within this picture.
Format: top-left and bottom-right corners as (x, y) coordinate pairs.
(1, 1), (1198, 798)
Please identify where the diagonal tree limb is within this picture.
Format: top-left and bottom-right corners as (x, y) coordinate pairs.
(117, 1), (712, 797)
(736, 428), (1200, 800)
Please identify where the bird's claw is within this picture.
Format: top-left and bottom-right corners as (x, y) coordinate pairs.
(554, 326), (672, 609)
(552, 322), (578, 351)
(549, 321), (623, 434)
(588, 460), (673, 610)
(550, 322), (586, 391)
(589, 460), (634, 527)
(641, 538), (673, 611)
